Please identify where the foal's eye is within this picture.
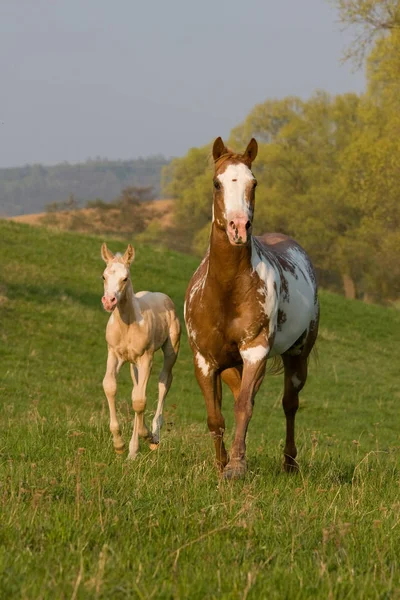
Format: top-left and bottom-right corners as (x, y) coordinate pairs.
(122, 277), (128, 282)
(102, 275), (105, 280)
(252, 180), (258, 189)
(213, 180), (221, 190)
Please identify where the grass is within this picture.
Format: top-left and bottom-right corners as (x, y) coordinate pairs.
(0, 220), (399, 599)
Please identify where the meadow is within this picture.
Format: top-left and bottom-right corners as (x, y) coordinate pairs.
(0, 220), (399, 599)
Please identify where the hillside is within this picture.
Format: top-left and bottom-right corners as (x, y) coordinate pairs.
(8, 198), (174, 237)
(0, 221), (399, 598)
(0, 156), (169, 217)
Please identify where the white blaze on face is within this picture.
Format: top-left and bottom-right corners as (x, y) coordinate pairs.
(217, 163), (255, 219)
(104, 262), (129, 299)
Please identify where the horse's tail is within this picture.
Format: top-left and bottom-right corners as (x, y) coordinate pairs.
(267, 355), (284, 375)
(267, 343), (319, 376)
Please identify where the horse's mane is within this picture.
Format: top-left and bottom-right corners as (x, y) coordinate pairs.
(213, 149), (246, 171)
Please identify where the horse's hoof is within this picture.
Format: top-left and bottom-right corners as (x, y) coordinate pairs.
(126, 453), (138, 461)
(149, 442), (159, 451)
(222, 460), (247, 480)
(114, 445), (125, 455)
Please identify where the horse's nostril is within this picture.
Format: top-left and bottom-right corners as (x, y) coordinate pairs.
(245, 221), (251, 230)
(229, 221), (235, 229)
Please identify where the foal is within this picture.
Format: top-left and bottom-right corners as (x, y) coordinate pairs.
(185, 137), (319, 479)
(101, 243), (181, 459)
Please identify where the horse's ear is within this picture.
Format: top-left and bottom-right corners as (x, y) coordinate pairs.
(242, 138), (258, 165)
(101, 243), (114, 264)
(122, 244), (135, 266)
(212, 137), (228, 162)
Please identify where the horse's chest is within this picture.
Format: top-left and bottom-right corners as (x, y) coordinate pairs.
(106, 324), (148, 363)
(186, 290), (269, 368)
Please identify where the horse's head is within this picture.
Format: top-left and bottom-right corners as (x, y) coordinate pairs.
(212, 136), (258, 246)
(100, 243), (135, 312)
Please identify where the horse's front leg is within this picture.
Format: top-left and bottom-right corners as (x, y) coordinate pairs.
(103, 350), (125, 454)
(128, 353), (153, 460)
(223, 345), (268, 480)
(194, 357), (228, 471)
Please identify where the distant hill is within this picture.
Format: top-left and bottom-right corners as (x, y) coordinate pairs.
(0, 156), (170, 216)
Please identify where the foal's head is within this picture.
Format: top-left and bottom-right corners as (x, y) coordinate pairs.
(212, 136), (258, 246)
(101, 243), (135, 312)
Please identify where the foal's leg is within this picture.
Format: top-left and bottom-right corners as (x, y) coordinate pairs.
(128, 353), (153, 460)
(194, 361), (228, 471)
(281, 354), (308, 472)
(151, 332), (180, 447)
(103, 350), (125, 454)
(224, 354), (267, 480)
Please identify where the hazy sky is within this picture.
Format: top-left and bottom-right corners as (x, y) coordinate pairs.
(0, 0), (364, 168)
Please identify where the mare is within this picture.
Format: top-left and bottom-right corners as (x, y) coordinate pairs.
(184, 137), (319, 479)
(101, 243), (181, 459)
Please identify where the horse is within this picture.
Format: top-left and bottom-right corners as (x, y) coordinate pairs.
(100, 243), (181, 459)
(184, 137), (319, 479)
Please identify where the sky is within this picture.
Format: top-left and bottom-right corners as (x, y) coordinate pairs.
(0, 0), (365, 168)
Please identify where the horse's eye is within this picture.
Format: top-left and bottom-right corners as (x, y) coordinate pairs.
(213, 180), (221, 190)
(253, 180), (258, 189)
(122, 277), (128, 282)
(102, 275), (105, 280)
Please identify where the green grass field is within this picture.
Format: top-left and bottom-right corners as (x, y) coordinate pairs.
(0, 220), (399, 599)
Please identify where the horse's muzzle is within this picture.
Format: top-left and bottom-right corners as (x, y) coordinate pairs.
(227, 214), (252, 245)
(102, 295), (117, 312)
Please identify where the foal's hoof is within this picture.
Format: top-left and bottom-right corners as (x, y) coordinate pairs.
(222, 460), (247, 480)
(149, 442), (159, 451)
(114, 445), (126, 455)
(284, 456), (299, 473)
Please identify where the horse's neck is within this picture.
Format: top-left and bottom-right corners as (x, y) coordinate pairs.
(208, 224), (252, 285)
(115, 284), (142, 326)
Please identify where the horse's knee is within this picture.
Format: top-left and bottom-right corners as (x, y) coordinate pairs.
(207, 415), (225, 434)
(132, 398), (146, 413)
(103, 375), (116, 396)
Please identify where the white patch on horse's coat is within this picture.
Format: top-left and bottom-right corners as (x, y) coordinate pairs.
(218, 163), (255, 219)
(241, 345), (269, 364)
(196, 352), (210, 376)
(292, 374), (302, 389)
(251, 239), (279, 331)
(251, 239), (317, 358)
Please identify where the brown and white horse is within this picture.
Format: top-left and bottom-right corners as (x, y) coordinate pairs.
(101, 243), (181, 460)
(185, 137), (319, 479)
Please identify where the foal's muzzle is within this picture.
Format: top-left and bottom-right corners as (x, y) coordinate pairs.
(102, 295), (117, 312)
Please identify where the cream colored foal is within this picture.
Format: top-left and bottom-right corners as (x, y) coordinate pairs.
(101, 243), (181, 459)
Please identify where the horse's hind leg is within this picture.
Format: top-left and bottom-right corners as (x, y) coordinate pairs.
(281, 354), (308, 472)
(128, 353), (153, 460)
(151, 325), (180, 448)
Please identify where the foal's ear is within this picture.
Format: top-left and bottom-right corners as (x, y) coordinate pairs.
(122, 244), (135, 266)
(242, 138), (258, 165)
(212, 136), (228, 162)
(101, 243), (114, 264)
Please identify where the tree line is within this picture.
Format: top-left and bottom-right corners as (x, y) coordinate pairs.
(161, 0), (400, 303)
(0, 156), (169, 217)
